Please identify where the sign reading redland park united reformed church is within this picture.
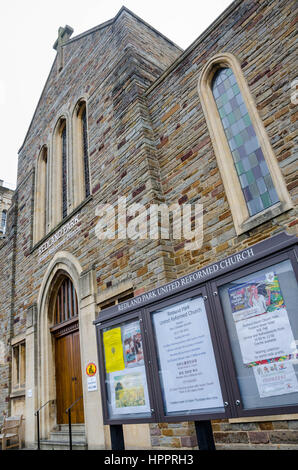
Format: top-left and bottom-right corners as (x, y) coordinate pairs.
(117, 247), (255, 313)
(37, 215), (80, 262)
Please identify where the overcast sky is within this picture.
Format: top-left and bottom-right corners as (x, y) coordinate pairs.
(0, 0), (233, 188)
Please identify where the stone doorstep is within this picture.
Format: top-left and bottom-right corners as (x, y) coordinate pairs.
(54, 423), (86, 434)
(39, 424), (87, 450)
(39, 441), (88, 450)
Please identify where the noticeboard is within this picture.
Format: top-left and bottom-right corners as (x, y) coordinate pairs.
(95, 232), (298, 425)
(150, 295), (225, 417)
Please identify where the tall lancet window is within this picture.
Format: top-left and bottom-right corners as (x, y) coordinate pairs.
(51, 117), (68, 229)
(73, 100), (90, 208)
(61, 120), (68, 219)
(198, 53), (292, 235)
(81, 104), (90, 198)
(1, 210), (7, 234)
(212, 68), (279, 217)
(34, 146), (48, 243)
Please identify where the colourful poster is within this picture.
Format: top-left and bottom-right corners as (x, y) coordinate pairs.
(103, 327), (125, 373)
(123, 321), (144, 367)
(110, 366), (150, 415)
(228, 271), (295, 366)
(228, 271), (285, 322)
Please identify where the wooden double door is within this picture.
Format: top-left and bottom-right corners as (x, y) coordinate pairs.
(55, 329), (84, 424)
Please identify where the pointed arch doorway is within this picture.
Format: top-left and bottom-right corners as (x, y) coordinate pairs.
(50, 276), (84, 424)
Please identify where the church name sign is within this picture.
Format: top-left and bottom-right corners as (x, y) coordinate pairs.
(38, 215), (80, 262)
(116, 247), (255, 313)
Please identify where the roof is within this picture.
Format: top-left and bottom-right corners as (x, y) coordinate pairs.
(18, 6), (182, 153)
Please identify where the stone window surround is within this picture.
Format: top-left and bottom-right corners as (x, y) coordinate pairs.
(33, 96), (91, 245)
(33, 145), (48, 244)
(72, 99), (91, 208)
(51, 117), (68, 230)
(97, 280), (134, 309)
(198, 52), (293, 235)
(11, 334), (26, 396)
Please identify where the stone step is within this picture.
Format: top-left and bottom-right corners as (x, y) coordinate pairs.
(47, 431), (87, 443)
(39, 440), (88, 451)
(54, 424), (86, 433)
(39, 423), (87, 450)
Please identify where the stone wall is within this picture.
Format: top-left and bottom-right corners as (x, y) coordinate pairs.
(0, 0), (297, 448)
(144, 0), (298, 449)
(0, 195), (17, 421)
(3, 7), (182, 439)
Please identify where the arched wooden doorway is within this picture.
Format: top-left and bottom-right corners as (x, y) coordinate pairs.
(50, 276), (84, 424)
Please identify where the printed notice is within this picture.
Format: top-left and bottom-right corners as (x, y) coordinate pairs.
(253, 361), (298, 398)
(153, 297), (224, 414)
(103, 327), (125, 373)
(87, 376), (98, 392)
(229, 272), (295, 365)
(235, 308), (295, 365)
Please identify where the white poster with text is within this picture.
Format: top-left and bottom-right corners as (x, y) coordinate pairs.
(235, 308), (295, 365)
(153, 297), (224, 414)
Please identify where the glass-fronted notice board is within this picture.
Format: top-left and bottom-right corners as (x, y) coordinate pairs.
(95, 233), (298, 424)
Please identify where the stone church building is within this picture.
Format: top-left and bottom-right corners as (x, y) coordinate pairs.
(0, 0), (297, 450)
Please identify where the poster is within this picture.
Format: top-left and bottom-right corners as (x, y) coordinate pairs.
(103, 327), (125, 373)
(253, 361), (298, 398)
(229, 272), (295, 365)
(110, 366), (150, 415)
(153, 297), (224, 414)
(228, 271), (285, 322)
(235, 308), (296, 365)
(123, 321), (144, 367)
(228, 270), (298, 399)
(103, 320), (151, 417)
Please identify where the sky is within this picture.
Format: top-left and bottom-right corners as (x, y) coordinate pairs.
(0, 0), (233, 189)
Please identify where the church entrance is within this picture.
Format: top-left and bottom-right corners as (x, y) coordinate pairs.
(50, 277), (84, 424)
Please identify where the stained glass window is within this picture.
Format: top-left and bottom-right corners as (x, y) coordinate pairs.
(212, 68), (279, 216)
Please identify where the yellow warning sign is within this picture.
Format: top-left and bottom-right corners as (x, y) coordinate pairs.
(86, 362), (97, 377)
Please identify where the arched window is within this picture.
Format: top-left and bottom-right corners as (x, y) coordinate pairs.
(61, 120), (68, 219)
(212, 67), (279, 217)
(52, 118), (68, 228)
(72, 100), (90, 208)
(34, 146), (48, 242)
(53, 277), (78, 326)
(1, 210), (7, 234)
(199, 53), (292, 235)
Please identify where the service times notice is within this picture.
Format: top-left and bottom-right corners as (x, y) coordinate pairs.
(152, 297), (224, 414)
